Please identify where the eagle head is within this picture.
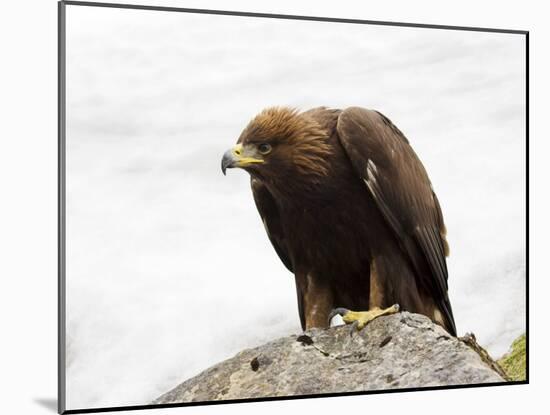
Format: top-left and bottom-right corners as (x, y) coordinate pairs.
(221, 107), (332, 182)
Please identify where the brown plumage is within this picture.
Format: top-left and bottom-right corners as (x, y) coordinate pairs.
(221, 106), (456, 336)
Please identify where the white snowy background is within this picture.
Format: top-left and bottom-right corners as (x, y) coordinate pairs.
(64, 5), (526, 410)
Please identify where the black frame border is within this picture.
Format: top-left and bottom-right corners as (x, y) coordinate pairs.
(58, 1), (67, 413)
(58, 1), (530, 414)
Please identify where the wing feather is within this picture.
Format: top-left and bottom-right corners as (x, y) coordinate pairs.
(337, 107), (456, 335)
(251, 178), (306, 329)
(251, 178), (293, 272)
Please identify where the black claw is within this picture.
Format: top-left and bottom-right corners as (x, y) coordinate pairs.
(349, 320), (359, 337)
(328, 307), (350, 325)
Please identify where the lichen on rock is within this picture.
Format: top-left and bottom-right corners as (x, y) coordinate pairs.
(497, 334), (526, 381)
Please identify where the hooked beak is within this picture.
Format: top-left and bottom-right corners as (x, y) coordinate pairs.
(221, 149), (235, 176)
(221, 143), (264, 175)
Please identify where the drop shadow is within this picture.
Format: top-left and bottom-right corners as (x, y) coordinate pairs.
(34, 398), (57, 412)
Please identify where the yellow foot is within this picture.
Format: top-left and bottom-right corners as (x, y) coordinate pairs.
(328, 304), (400, 330)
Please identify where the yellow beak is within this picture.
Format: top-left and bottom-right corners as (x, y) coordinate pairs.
(221, 144), (264, 175)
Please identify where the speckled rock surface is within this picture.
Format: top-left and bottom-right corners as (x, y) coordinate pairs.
(153, 312), (504, 404)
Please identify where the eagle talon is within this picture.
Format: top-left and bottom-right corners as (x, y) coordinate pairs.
(330, 304), (400, 331)
(328, 307), (350, 326)
(349, 320), (359, 337)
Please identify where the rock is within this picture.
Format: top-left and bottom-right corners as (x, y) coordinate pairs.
(153, 312), (504, 404)
(498, 334), (526, 381)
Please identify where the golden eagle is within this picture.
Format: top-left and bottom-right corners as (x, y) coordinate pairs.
(221, 107), (456, 336)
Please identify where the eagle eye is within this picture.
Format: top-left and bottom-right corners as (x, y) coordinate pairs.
(258, 143), (272, 155)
